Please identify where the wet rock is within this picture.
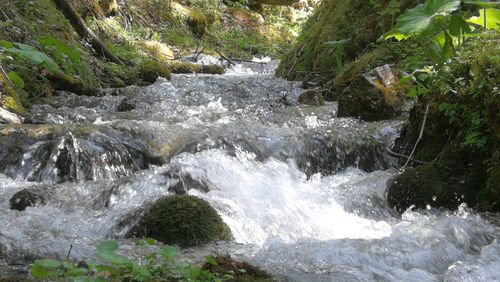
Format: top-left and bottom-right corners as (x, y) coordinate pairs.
(203, 255), (273, 282)
(10, 189), (46, 211)
(116, 98), (135, 112)
(0, 108), (22, 124)
(386, 164), (474, 213)
(128, 195), (232, 247)
(298, 90), (325, 106)
(338, 65), (408, 121)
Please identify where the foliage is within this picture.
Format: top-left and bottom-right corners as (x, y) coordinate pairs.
(0, 40), (60, 73)
(31, 239), (230, 281)
(384, 0), (500, 62)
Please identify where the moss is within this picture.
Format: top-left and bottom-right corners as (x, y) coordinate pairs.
(168, 61), (224, 74)
(45, 71), (97, 96)
(136, 60), (172, 83)
(187, 9), (208, 38)
(277, 0), (420, 81)
(103, 62), (139, 87)
(0, 70), (27, 113)
(202, 255), (273, 282)
(128, 195), (232, 247)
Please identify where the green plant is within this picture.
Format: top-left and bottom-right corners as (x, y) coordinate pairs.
(0, 40), (60, 73)
(31, 239), (224, 281)
(384, 0), (500, 62)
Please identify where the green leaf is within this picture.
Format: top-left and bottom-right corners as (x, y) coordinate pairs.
(7, 71), (25, 89)
(97, 241), (131, 265)
(38, 36), (82, 62)
(385, 0), (460, 38)
(97, 241), (119, 253)
(159, 246), (181, 260)
(468, 8), (500, 29)
(463, 0), (500, 8)
(145, 238), (157, 245)
(1, 42), (61, 73)
(204, 256), (218, 266)
(132, 264), (153, 281)
(34, 259), (62, 269)
(449, 15), (472, 36)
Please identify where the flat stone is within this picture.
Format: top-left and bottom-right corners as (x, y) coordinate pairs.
(0, 108), (22, 124)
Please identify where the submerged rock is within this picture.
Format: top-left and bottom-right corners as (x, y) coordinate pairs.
(338, 65), (408, 121)
(10, 189), (46, 211)
(386, 164), (474, 213)
(128, 195), (232, 247)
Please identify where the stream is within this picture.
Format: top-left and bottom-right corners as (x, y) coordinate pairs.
(0, 59), (499, 281)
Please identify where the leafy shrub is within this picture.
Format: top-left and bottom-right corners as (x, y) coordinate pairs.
(31, 239), (228, 281)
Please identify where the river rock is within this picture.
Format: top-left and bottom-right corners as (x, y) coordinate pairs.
(10, 189), (46, 211)
(116, 98), (136, 112)
(298, 90), (325, 106)
(127, 195), (232, 247)
(338, 64), (407, 121)
(0, 107), (22, 124)
(386, 164), (474, 213)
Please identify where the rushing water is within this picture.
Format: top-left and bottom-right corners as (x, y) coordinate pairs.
(0, 60), (499, 281)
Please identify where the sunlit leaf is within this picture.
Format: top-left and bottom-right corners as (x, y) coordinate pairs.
(468, 8), (500, 29)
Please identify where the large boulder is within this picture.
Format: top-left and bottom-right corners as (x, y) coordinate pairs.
(128, 195), (232, 247)
(386, 164), (476, 213)
(0, 107), (22, 124)
(337, 65), (408, 121)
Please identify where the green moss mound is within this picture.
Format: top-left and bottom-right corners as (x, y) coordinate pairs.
(129, 195), (232, 247)
(136, 60), (172, 83)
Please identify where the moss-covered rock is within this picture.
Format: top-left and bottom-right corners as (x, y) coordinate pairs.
(298, 90), (325, 106)
(338, 65), (408, 121)
(44, 71), (97, 96)
(128, 195), (232, 247)
(386, 164), (476, 213)
(203, 255), (273, 282)
(10, 189), (46, 211)
(136, 60), (172, 83)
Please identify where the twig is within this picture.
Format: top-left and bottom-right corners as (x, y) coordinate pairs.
(386, 148), (430, 165)
(0, 63), (14, 89)
(287, 41), (306, 80)
(193, 46), (205, 61)
(66, 244), (73, 260)
(401, 101), (432, 170)
(214, 49), (235, 66)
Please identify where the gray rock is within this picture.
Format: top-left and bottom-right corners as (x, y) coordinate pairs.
(0, 108), (22, 124)
(298, 90), (325, 106)
(338, 64), (407, 121)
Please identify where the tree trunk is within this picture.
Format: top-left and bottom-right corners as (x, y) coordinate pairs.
(52, 0), (124, 65)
